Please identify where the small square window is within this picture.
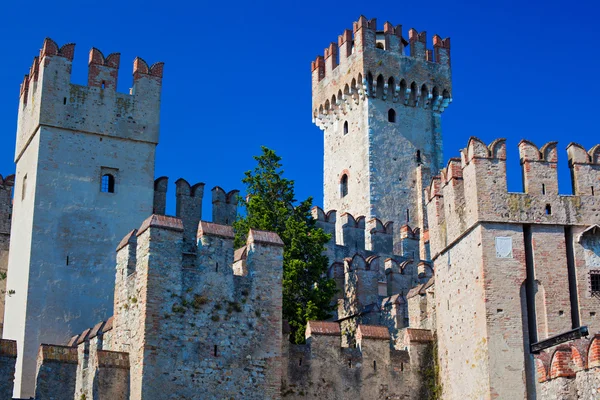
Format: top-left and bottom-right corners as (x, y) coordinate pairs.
(591, 270), (600, 295)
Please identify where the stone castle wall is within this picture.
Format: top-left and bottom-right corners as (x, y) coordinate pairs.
(0, 339), (16, 399)
(0, 175), (14, 337)
(313, 17), (451, 246)
(31, 216), (283, 400)
(427, 137), (600, 399)
(282, 322), (432, 399)
(5, 37), (165, 398)
(535, 335), (600, 399)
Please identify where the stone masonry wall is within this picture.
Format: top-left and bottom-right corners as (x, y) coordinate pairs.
(0, 175), (14, 337)
(109, 216), (283, 400)
(535, 336), (600, 399)
(0, 339), (17, 399)
(427, 137), (600, 399)
(314, 16), (451, 246)
(5, 38), (164, 398)
(282, 322), (429, 399)
(34, 344), (78, 399)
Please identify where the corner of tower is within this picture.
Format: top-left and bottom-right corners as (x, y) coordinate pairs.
(15, 38), (165, 162)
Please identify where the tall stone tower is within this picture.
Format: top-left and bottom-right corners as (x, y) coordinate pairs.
(3, 38), (163, 397)
(312, 16), (452, 249)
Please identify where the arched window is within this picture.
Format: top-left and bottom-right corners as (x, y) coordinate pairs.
(343, 121), (349, 135)
(340, 174), (348, 198)
(388, 109), (396, 123)
(101, 174), (115, 193)
(21, 174), (27, 201)
(376, 42), (384, 49)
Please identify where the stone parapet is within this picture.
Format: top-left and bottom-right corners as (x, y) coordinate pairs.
(16, 38), (164, 161)
(426, 137), (600, 258)
(312, 16), (452, 129)
(283, 321), (430, 398)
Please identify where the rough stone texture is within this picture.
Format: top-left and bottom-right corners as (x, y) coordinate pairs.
(110, 216), (283, 399)
(5, 39), (163, 398)
(536, 336), (600, 399)
(0, 175), (14, 338)
(281, 321), (428, 399)
(34, 344), (78, 399)
(0, 339), (16, 399)
(427, 137), (600, 399)
(313, 17), (451, 247)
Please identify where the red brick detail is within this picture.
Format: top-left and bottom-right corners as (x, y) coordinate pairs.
(588, 334), (600, 368)
(550, 345), (575, 379)
(38, 344), (78, 364)
(97, 350), (129, 369)
(0, 339), (17, 357)
(535, 354), (549, 383)
(306, 321), (341, 337)
(248, 229), (284, 247)
(137, 214), (184, 236)
(357, 325), (390, 340)
(116, 229), (137, 251)
(405, 328), (434, 343)
(133, 57), (164, 81)
(198, 221), (234, 239)
(102, 316), (114, 333)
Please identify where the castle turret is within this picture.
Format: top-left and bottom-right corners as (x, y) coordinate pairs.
(312, 16), (452, 249)
(4, 38), (163, 397)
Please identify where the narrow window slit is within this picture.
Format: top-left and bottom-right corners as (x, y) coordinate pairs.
(388, 108), (396, 123)
(214, 345), (218, 357)
(542, 184), (546, 195)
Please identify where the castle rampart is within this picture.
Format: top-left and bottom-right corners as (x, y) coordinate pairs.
(281, 321), (432, 399)
(427, 138), (600, 258)
(535, 335), (600, 399)
(427, 137), (600, 399)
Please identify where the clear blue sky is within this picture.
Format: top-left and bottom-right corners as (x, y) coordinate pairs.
(1, 0), (599, 215)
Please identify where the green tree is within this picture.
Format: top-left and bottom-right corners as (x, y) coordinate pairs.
(234, 146), (337, 344)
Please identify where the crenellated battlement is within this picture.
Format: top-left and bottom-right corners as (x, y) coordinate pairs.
(311, 16), (452, 127)
(426, 137), (600, 258)
(535, 333), (600, 398)
(152, 177), (238, 236)
(282, 320), (433, 398)
(16, 38), (164, 161)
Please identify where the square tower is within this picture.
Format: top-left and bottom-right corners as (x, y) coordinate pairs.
(312, 16), (451, 248)
(3, 38), (163, 397)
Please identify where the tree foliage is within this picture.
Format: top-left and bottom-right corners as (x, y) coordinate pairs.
(234, 147), (337, 344)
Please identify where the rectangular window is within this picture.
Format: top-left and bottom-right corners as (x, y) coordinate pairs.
(591, 270), (600, 295)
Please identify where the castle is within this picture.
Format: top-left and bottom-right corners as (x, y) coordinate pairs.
(0, 15), (599, 400)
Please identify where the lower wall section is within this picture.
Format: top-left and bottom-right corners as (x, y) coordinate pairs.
(538, 370), (600, 400)
(281, 324), (433, 399)
(0, 339), (17, 399)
